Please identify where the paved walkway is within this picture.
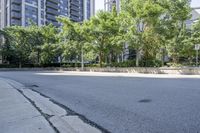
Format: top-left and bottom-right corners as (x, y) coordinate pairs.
(36, 71), (200, 78)
(0, 78), (55, 133)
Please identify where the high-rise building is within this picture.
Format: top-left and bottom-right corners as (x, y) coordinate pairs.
(0, 0), (5, 29)
(83, 0), (95, 20)
(0, 0), (46, 27)
(104, 0), (120, 12)
(69, 0), (95, 22)
(186, 7), (200, 28)
(0, 0), (95, 28)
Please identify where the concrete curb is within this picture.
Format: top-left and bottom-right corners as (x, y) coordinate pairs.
(1, 67), (200, 75)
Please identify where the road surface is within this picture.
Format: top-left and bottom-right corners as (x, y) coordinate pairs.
(0, 71), (200, 133)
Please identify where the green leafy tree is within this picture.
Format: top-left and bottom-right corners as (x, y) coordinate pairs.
(3, 26), (33, 67)
(163, 0), (191, 64)
(27, 25), (45, 64)
(40, 24), (59, 64)
(58, 17), (82, 62)
(58, 17), (94, 66)
(191, 18), (200, 44)
(121, 0), (164, 66)
(184, 18), (200, 65)
(88, 8), (122, 67)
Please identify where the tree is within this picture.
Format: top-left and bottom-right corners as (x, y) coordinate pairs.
(163, 0), (191, 64)
(184, 18), (200, 65)
(39, 24), (59, 64)
(58, 17), (82, 63)
(27, 25), (45, 64)
(88, 8), (122, 67)
(1, 24), (58, 66)
(121, 0), (165, 66)
(192, 18), (200, 44)
(3, 26), (33, 67)
(58, 17), (95, 67)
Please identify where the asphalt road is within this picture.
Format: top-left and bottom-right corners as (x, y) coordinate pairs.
(1, 71), (200, 133)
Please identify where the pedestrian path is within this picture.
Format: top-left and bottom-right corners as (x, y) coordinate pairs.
(0, 79), (55, 133)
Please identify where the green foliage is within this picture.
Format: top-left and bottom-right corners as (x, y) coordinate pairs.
(110, 60), (136, 67)
(192, 18), (200, 44)
(3, 26), (33, 66)
(121, 0), (166, 66)
(0, 0), (199, 68)
(87, 8), (124, 67)
(57, 17), (92, 63)
(139, 59), (162, 67)
(1, 24), (58, 66)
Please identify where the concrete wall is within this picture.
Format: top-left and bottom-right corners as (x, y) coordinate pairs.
(1, 67), (200, 75)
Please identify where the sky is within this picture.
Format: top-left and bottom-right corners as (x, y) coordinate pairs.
(191, 0), (200, 8)
(95, 0), (104, 13)
(95, 0), (200, 13)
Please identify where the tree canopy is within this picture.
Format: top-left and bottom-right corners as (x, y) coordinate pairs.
(0, 0), (199, 67)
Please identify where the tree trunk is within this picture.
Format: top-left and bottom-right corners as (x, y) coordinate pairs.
(37, 51), (40, 64)
(19, 61), (22, 68)
(136, 50), (140, 67)
(99, 51), (103, 68)
(161, 49), (165, 67)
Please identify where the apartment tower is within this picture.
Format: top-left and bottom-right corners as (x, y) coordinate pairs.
(0, 0), (95, 28)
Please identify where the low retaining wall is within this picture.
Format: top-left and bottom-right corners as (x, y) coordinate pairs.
(0, 67), (200, 75)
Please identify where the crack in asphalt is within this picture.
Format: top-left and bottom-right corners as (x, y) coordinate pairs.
(7, 79), (110, 133)
(6, 81), (60, 133)
(30, 88), (111, 133)
(16, 89), (60, 133)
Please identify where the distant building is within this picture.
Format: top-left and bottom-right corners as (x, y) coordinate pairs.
(104, 0), (129, 62)
(69, 0), (95, 22)
(104, 0), (120, 12)
(0, 0), (95, 28)
(84, 0), (95, 20)
(186, 7), (200, 28)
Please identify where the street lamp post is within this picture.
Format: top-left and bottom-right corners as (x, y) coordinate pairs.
(195, 44), (200, 67)
(196, 49), (199, 67)
(160, 48), (165, 67)
(81, 46), (84, 70)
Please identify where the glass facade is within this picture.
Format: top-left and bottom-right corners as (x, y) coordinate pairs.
(70, 0), (90, 22)
(1, 0), (94, 27)
(80, 0), (84, 21)
(24, 0), (45, 26)
(41, 0), (45, 9)
(10, 0), (22, 26)
(59, 0), (68, 16)
(87, 0), (91, 19)
(25, 5), (38, 26)
(25, 0), (38, 6)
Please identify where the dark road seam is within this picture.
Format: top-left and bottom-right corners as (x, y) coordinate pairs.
(6, 78), (111, 133)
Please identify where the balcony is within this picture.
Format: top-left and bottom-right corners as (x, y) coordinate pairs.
(46, 8), (58, 15)
(11, 19), (21, 26)
(11, 4), (21, 12)
(47, 0), (59, 4)
(70, 11), (80, 17)
(70, 5), (80, 12)
(46, 1), (58, 10)
(46, 14), (57, 21)
(11, 0), (21, 4)
(11, 12), (21, 19)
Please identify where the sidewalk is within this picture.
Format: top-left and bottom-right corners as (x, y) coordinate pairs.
(0, 79), (55, 133)
(0, 78), (102, 133)
(36, 71), (200, 79)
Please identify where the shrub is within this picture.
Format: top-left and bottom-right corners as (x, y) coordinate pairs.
(139, 59), (162, 67)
